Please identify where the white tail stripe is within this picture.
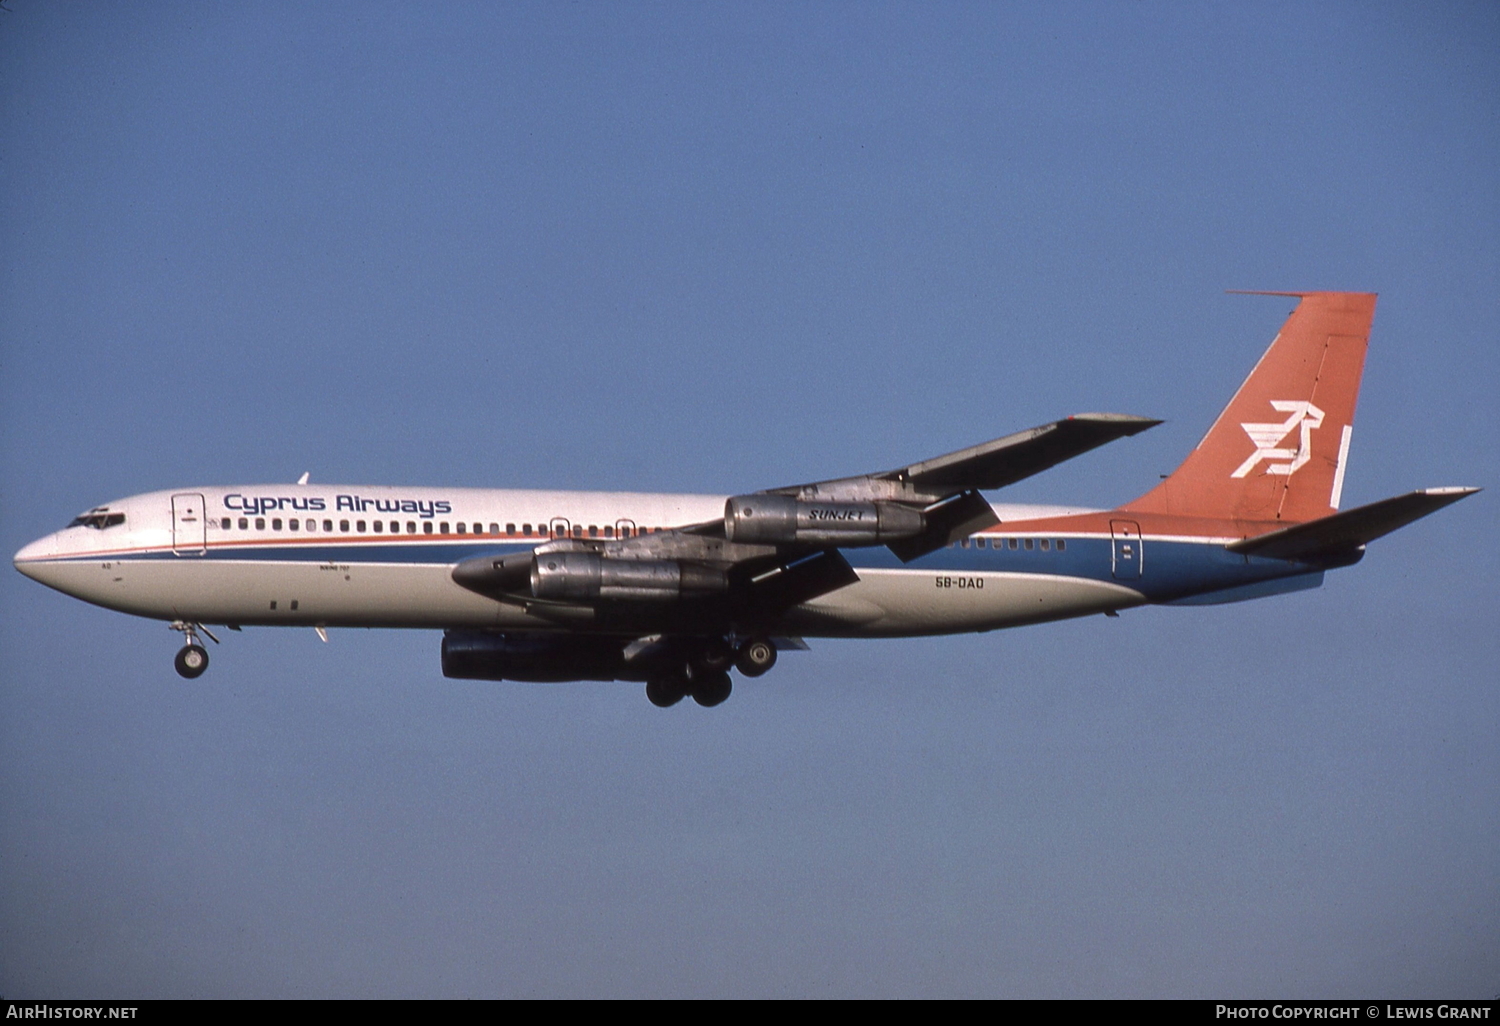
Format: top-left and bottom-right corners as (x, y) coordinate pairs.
(1329, 425), (1353, 509)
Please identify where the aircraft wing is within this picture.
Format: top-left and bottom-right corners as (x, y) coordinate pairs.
(453, 413), (1162, 613)
(878, 413), (1162, 492)
(764, 413), (1160, 498)
(757, 412), (1160, 560)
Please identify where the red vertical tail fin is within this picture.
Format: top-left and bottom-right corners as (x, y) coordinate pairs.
(1122, 292), (1376, 524)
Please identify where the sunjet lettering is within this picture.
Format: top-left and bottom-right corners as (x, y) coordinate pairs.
(806, 508), (866, 521)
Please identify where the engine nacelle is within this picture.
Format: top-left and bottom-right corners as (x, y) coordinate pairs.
(530, 552), (728, 603)
(723, 495), (925, 546)
(440, 631), (727, 683)
(442, 631), (643, 682)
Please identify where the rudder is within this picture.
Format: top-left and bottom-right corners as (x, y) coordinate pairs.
(1122, 292), (1376, 524)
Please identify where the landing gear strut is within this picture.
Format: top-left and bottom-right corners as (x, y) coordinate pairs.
(169, 621), (218, 679)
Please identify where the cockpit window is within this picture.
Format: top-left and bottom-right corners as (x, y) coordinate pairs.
(67, 509), (126, 530)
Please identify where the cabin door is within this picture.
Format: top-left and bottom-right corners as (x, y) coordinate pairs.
(172, 493), (208, 556)
(1109, 519), (1143, 579)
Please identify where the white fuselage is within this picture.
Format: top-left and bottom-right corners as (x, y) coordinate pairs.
(14, 485), (1148, 638)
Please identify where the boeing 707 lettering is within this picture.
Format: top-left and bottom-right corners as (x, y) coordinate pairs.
(13, 293), (1478, 707)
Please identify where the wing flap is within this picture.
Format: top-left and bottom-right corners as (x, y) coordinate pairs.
(733, 548), (860, 614)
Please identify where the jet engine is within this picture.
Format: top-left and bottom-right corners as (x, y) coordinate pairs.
(723, 495), (924, 546)
(530, 552), (728, 602)
(442, 631), (645, 682)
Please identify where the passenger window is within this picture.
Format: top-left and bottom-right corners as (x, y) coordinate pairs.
(506, 523), (516, 536)
(456, 523), (466, 534)
(522, 524), (532, 536)
(340, 520), (350, 532)
(424, 522), (433, 534)
(256, 518), (266, 530)
(571, 525), (582, 538)
(220, 518), (231, 530)
(357, 520), (366, 532)
(473, 523), (482, 534)
(588, 525), (598, 537)
(1040, 539), (1049, 551)
(1057, 539), (1066, 551)
(408, 522), (417, 534)
(373, 521), (382, 533)
(305, 520), (315, 533)
(289, 519), (299, 531)
(324, 519), (333, 532)
(440, 522), (449, 534)
(272, 519), (282, 531)
(1024, 538), (1033, 550)
(1008, 538), (1018, 550)
(489, 523), (498, 535)
(603, 525), (613, 538)
(239, 518), (249, 530)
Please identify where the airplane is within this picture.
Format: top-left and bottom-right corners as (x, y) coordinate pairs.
(12, 291), (1478, 708)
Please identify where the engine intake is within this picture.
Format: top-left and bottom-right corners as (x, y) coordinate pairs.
(724, 495), (924, 546)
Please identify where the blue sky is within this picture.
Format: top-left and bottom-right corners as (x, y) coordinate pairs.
(2, 1), (1496, 997)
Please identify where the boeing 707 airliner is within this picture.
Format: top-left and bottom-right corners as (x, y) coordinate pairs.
(13, 292), (1478, 707)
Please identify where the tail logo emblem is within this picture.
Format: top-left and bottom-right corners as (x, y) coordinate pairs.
(1231, 400), (1325, 478)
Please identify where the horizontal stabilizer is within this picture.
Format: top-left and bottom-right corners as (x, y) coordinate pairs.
(1227, 487), (1479, 562)
(884, 413), (1160, 491)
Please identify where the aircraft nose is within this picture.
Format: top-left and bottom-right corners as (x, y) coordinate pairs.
(13, 533), (61, 584)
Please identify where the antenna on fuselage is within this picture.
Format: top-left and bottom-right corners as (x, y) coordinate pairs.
(297, 472), (310, 485)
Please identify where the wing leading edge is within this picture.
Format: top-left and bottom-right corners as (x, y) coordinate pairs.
(767, 413), (1161, 499)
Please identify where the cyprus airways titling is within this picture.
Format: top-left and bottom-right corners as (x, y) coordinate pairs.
(221, 493), (453, 518)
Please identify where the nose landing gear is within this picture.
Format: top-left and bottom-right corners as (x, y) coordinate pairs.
(174, 643), (209, 678)
(169, 621), (219, 679)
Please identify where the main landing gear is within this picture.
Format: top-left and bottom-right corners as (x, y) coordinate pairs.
(169, 621), (219, 679)
(645, 667), (733, 709)
(734, 637), (777, 678)
(643, 636), (774, 709)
